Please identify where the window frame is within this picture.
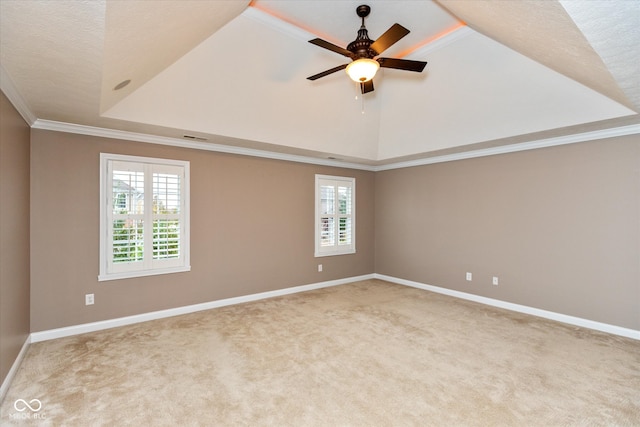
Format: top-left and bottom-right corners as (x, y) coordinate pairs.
(99, 153), (190, 281)
(315, 174), (356, 257)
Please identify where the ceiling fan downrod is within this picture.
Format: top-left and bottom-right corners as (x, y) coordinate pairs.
(306, 4), (427, 94)
(348, 5), (377, 59)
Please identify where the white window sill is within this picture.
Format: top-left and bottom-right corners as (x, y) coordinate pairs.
(98, 265), (191, 282)
(315, 249), (356, 258)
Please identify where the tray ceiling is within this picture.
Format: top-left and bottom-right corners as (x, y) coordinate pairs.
(1, 0), (638, 166)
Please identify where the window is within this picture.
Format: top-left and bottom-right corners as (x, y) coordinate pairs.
(99, 153), (190, 281)
(315, 175), (355, 257)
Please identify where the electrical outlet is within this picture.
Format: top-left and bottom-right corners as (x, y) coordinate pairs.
(492, 277), (499, 286)
(85, 294), (94, 305)
(466, 272), (472, 281)
(318, 264), (323, 272)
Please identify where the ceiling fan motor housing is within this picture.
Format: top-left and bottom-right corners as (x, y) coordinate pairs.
(347, 28), (377, 59)
(306, 3), (427, 93)
(348, 5), (378, 58)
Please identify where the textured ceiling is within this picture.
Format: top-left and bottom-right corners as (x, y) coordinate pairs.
(1, 0), (638, 166)
(559, 0), (640, 110)
(101, 1), (249, 113)
(436, 0), (635, 111)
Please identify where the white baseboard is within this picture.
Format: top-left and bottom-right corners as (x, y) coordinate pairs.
(30, 274), (375, 343)
(26, 271), (640, 343)
(0, 335), (31, 404)
(375, 274), (640, 340)
(5, 272), (636, 401)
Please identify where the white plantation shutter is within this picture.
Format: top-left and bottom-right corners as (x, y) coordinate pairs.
(320, 184), (336, 247)
(111, 165), (145, 267)
(100, 154), (190, 281)
(152, 169), (182, 262)
(337, 184), (353, 246)
(316, 175), (355, 256)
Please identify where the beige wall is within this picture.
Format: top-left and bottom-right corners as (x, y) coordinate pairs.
(375, 136), (640, 330)
(0, 91), (31, 384)
(30, 129), (375, 332)
(9, 108), (640, 337)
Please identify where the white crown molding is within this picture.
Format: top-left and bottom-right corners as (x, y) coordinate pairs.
(375, 274), (640, 340)
(375, 123), (640, 171)
(408, 25), (474, 59)
(11, 8), (635, 171)
(32, 118), (640, 172)
(244, 6), (316, 42)
(32, 119), (376, 171)
(0, 64), (37, 125)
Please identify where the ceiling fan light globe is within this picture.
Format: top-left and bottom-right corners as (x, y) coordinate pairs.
(346, 58), (380, 83)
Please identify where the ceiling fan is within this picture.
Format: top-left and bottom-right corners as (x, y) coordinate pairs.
(307, 4), (427, 94)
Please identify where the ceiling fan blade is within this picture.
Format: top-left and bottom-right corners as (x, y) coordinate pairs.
(308, 38), (354, 58)
(370, 24), (410, 55)
(378, 57), (427, 72)
(307, 64), (348, 81)
(360, 80), (374, 94)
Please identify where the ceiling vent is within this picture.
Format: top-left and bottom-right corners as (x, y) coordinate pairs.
(183, 135), (208, 142)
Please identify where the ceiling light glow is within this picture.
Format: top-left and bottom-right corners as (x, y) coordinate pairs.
(346, 58), (380, 83)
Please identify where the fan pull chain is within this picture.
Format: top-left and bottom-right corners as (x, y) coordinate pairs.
(355, 82), (366, 114)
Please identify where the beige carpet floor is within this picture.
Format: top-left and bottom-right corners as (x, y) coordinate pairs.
(2, 279), (639, 426)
